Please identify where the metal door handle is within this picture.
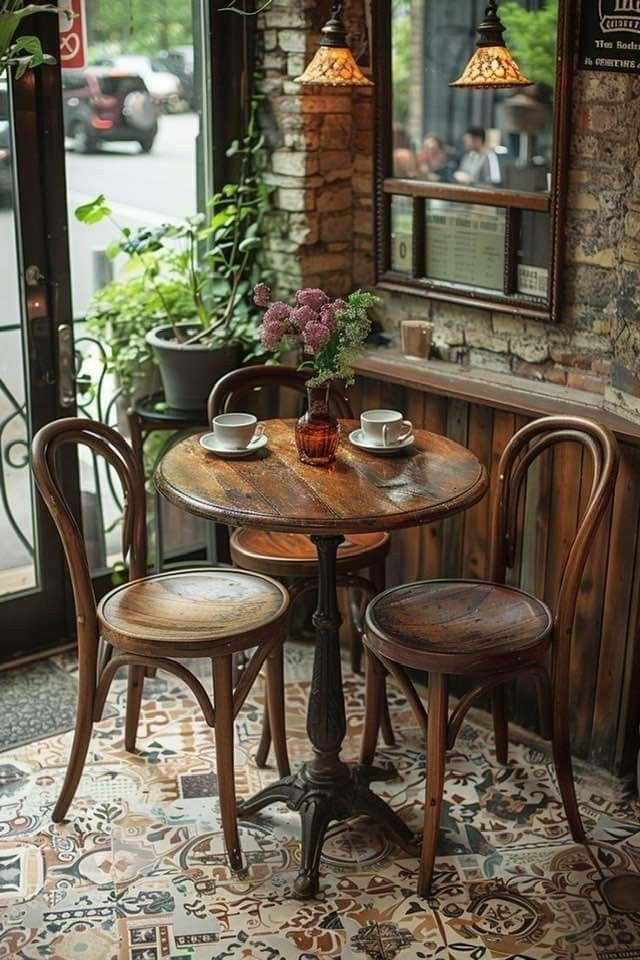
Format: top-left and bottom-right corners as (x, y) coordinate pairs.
(57, 324), (75, 407)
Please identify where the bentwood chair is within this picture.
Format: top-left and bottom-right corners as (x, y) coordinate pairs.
(209, 364), (395, 765)
(360, 415), (619, 897)
(32, 418), (291, 872)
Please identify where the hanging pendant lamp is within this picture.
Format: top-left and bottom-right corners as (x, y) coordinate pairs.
(450, 0), (531, 90)
(295, 1), (373, 87)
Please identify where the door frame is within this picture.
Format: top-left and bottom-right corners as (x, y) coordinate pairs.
(1, 7), (79, 659)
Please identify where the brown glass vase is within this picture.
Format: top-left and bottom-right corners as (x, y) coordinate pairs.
(295, 382), (340, 466)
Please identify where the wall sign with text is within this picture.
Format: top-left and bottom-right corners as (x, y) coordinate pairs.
(579, 1), (640, 73)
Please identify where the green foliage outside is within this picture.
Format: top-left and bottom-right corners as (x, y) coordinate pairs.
(391, 0), (412, 127)
(500, 0), (558, 90)
(85, 0), (192, 55)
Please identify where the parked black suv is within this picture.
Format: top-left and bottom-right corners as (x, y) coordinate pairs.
(62, 69), (158, 153)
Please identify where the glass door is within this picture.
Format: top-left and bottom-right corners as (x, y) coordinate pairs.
(0, 14), (80, 660)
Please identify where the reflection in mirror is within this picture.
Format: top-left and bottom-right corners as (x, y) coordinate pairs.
(391, 0), (558, 192)
(425, 201), (506, 292)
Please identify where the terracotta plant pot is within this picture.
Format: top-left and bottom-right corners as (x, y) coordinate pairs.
(146, 323), (242, 413)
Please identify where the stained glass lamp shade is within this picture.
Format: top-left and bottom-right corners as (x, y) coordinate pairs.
(295, 2), (373, 87)
(450, 0), (531, 90)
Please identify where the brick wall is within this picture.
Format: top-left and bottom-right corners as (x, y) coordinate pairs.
(256, 1), (640, 420)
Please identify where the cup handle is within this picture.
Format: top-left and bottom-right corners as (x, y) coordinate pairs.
(397, 421), (413, 443)
(251, 423), (266, 444)
(382, 424), (391, 447)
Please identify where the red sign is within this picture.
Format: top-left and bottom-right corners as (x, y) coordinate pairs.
(58, 0), (87, 71)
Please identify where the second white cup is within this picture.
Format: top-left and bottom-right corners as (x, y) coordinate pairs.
(361, 409), (413, 447)
(212, 413), (264, 450)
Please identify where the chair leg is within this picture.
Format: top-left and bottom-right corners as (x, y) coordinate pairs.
(380, 685), (396, 747)
(255, 704), (272, 769)
(360, 648), (386, 764)
(418, 672), (448, 898)
(368, 559), (395, 748)
(53, 649), (97, 822)
(212, 655), (243, 872)
(551, 678), (585, 843)
(492, 684), (509, 764)
(124, 666), (145, 753)
(265, 644), (290, 777)
(349, 588), (366, 673)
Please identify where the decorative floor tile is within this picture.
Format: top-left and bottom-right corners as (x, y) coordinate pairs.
(0, 642), (639, 959)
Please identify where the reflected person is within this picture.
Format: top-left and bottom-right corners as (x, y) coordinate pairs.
(454, 127), (501, 186)
(417, 135), (455, 182)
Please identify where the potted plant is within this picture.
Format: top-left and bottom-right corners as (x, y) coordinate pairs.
(253, 283), (379, 465)
(76, 100), (270, 412)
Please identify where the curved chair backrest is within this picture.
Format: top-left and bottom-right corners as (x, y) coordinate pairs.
(208, 364), (354, 423)
(489, 415), (619, 677)
(31, 418), (147, 651)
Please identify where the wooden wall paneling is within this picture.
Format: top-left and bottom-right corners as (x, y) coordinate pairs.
(381, 378), (413, 586)
(615, 504), (640, 773)
(400, 387), (428, 584)
(591, 445), (640, 766)
(441, 399), (469, 578)
(422, 393), (448, 579)
(543, 441), (582, 611)
(461, 404), (494, 580)
(569, 451), (613, 754)
(510, 415), (531, 589)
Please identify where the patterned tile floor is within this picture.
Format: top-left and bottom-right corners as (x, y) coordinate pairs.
(1, 643), (640, 960)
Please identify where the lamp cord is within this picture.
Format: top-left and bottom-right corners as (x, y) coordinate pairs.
(332, 1), (345, 21)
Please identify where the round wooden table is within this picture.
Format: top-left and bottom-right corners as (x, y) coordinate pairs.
(156, 418), (487, 898)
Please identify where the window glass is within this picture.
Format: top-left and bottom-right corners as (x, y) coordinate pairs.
(64, 0), (210, 573)
(391, 0), (557, 193)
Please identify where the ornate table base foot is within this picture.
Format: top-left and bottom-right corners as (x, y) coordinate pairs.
(238, 761), (420, 899)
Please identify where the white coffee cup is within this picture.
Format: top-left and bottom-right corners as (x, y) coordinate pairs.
(361, 409), (413, 447)
(212, 413), (265, 450)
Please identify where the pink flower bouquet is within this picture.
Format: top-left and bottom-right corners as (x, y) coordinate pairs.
(253, 284), (379, 386)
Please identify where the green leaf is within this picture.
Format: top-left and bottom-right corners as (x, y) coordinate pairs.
(238, 236), (261, 252)
(75, 194), (112, 225)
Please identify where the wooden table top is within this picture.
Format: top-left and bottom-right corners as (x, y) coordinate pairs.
(155, 419), (488, 535)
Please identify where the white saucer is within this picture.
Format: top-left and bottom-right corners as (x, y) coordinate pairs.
(200, 432), (268, 458)
(348, 428), (415, 455)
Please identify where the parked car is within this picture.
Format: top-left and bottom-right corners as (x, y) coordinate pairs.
(156, 47), (195, 110)
(91, 55), (185, 113)
(62, 69), (158, 154)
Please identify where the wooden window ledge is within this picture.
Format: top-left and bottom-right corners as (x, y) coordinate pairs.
(353, 348), (640, 447)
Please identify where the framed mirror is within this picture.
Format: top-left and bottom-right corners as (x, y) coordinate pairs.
(375, 0), (573, 320)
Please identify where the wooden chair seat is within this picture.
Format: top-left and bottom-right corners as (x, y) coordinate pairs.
(99, 569), (289, 655)
(365, 579), (552, 674)
(230, 529), (390, 578)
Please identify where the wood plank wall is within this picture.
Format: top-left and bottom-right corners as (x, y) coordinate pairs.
(350, 376), (640, 776)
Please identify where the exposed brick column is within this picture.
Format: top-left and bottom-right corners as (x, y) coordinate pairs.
(257, 0), (373, 299)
